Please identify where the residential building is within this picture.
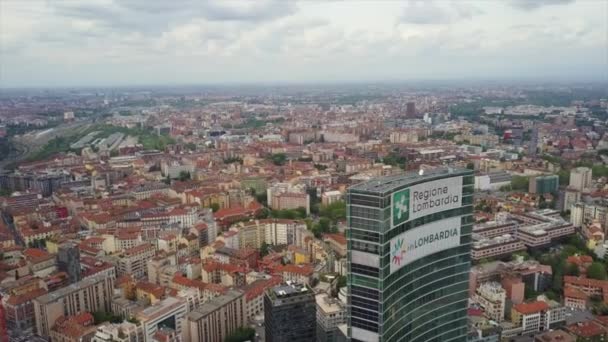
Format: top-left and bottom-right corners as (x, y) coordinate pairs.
(473, 282), (506, 323)
(117, 243), (156, 280)
(186, 290), (246, 342)
(33, 274), (115, 336)
(569, 167), (592, 191)
(91, 321), (145, 342)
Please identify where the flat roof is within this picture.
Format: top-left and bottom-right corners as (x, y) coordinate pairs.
(348, 167), (471, 194)
(34, 274), (109, 304)
(187, 289), (243, 321)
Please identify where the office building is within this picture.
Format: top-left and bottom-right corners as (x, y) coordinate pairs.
(57, 242), (82, 284)
(471, 234), (526, 261)
(347, 168), (474, 342)
(265, 282), (316, 342)
(316, 293), (347, 342)
(529, 175), (559, 194)
(33, 274), (115, 336)
(569, 167), (592, 191)
(187, 290), (246, 342)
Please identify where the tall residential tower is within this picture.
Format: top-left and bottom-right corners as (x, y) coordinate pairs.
(347, 168), (474, 342)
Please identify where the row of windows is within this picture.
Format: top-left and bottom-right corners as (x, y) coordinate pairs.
(408, 318), (468, 342)
(351, 240), (380, 254)
(352, 306), (379, 323)
(382, 274), (469, 320)
(387, 305), (466, 342)
(350, 218), (382, 233)
(351, 263), (380, 278)
(350, 285), (379, 301)
(349, 226), (380, 242)
(351, 316), (379, 333)
(383, 261), (470, 306)
(351, 295), (379, 312)
(383, 291), (468, 339)
(349, 201), (473, 238)
(350, 274), (379, 289)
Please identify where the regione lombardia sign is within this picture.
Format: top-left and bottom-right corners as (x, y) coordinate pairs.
(389, 176), (464, 274)
(391, 176), (463, 228)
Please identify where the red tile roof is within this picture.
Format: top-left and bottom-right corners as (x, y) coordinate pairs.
(567, 321), (605, 338)
(513, 301), (549, 315)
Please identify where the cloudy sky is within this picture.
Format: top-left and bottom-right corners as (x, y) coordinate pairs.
(1, 0), (606, 87)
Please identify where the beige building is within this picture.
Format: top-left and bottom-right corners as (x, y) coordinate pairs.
(569, 167), (592, 191)
(474, 282), (506, 322)
(117, 243), (156, 280)
(91, 321), (145, 342)
(187, 290), (246, 342)
(33, 274), (115, 336)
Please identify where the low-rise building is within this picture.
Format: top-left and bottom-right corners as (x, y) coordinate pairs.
(473, 282), (506, 323)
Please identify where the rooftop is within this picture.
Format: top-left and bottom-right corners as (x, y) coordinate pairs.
(187, 289), (243, 321)
(348, 167), (471, 194)
(34, 274), (109, 304)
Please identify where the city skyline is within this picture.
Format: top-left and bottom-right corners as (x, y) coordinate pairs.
(1, 0), (607, 87)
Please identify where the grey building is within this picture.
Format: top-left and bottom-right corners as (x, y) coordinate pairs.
(265, 282), (316, 342)
(316, 293), (347, 342)
(57, 242), (81, 283)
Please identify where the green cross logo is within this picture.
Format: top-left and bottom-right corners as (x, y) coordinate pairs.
(392, 189), (409, 227)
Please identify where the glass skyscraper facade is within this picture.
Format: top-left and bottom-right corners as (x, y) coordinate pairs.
(347, 168), (474, 342)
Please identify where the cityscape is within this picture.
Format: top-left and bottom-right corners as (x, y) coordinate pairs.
(1, 1), (608, 342)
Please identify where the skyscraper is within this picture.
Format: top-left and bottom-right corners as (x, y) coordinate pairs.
(347, 167), (474, 342)
(57, 242), (81, 284)
(265, 282), (316, 342)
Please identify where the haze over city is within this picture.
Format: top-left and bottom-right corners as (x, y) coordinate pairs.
(1, 1), (608, 342)
(1, 0), (607, 87)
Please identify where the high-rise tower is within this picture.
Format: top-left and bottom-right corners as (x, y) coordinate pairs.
(347, 168), (474, 342)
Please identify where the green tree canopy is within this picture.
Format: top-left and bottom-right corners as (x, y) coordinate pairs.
(587, 262), (608, 280)
(511, 176), (529, 191)
(225, 327), (255, 342)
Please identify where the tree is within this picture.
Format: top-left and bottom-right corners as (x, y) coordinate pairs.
(255, 208), (269, 219)
(225, 327), (255, 342)
(270, 153), (287, 166)
(260, 242), (270, 257)
(511, 176), (529, 191)
(178, 171), (191, 181)
(185, 142), (197, 151)
(587, 262), (608, 280)
(209, 203), (220, 213)
(564, 262), (580, 276)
